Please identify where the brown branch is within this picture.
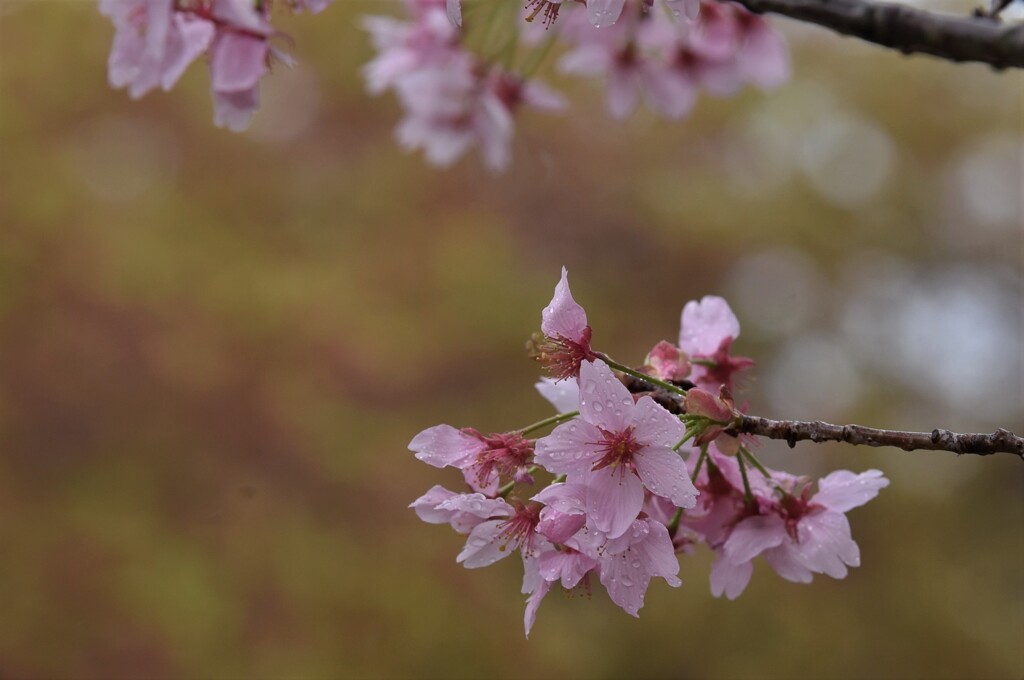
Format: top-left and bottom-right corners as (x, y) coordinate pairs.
(620, 375), (1024, 459)
(737, 415), (1024, 457)
(731, 0), (1024, 69)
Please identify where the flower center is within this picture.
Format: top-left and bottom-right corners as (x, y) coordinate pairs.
(591, 426), (640, 474)
(496, 503), (542, 556)
(528, 327), (597, 381)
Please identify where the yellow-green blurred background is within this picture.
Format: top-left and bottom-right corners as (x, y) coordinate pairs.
(1, 1), (1022, 678)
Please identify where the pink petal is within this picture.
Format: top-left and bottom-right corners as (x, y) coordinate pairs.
(634, 445), (699, 509)
(534, 420), (602, 476)
(446, 0), (462, 26)
(763, 544), (814, 583)
(535, 377), (580, 413)
(814, 469), (889, 513)
(710, 550), (753, 599)
(437, 493), (512, 518)
(532, 482), (588, 514)
(793, 512), (860, 579)
(632, 396), (688, 448)
(539, 550), (596, 588)
(409, 485), (460, 524)
(524, 579), (552, 638)
(408, 424), (484, 469)
(739, 21), (790, 90)
(457, 520), (515, 568)
(578, 360), (635, 433)
(679, 296), (740, 357)
(161, 15), (215, 91)
(586, 467), (644, 539)
(541, 267), (588, 342)
(599, 550), (650, 617)
(630, 519), (682, 586)
(537, 509), (587, 544)
(212, 86), (260, 132)
(588, 0), (627, 27)
(722, 514), (787, 564)
(211, 32), (268, 92)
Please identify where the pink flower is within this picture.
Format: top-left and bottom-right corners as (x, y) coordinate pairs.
(679, 295), (753, 391)
(645, 340), (691, 382)
(100, 0), (215, 99)
(361, 9), (459, 95)
(535, 359), (698, 538)
(710, 466), (889, 598)
(523, 515), (681, 635)
(559, 17), (697, 120)
(409, 424), (535, 494)
(532, 267), (598, 380)
(597, 517), (682, 616)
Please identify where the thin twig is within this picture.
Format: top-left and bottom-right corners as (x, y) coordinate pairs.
(620, 374), (1024, 459)
(732, 0), (1024, 70)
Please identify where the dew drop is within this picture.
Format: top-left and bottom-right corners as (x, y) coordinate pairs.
(621, 576), (634, 586)
(593, 402), (604, 412)
(631, 560), (642, 569)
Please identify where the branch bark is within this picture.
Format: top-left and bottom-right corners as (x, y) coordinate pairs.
(731, 0), (1024, 69)
(620, 375), (1024, 459)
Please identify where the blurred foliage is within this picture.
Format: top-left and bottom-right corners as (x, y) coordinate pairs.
(0, 1), (1021, 678)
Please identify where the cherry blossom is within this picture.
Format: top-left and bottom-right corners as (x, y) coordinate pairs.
(535, 359), (698, 538)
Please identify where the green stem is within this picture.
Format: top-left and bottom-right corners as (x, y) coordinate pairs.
(737, 453), (753, 502)
(498, 465), (541, 498)
(601, 357), (689, 396)
(691, 445), (708, 483)
(519, 410), (579, 436)
(673, 429), (696, 451)
(740, 447), (772, 479)
(667, 507), (684, 537)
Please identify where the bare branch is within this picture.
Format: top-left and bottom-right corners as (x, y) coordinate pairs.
(737, 415), (1024, 457)
(620, 375), (1024, 459)
(732, 0), (1024, 69)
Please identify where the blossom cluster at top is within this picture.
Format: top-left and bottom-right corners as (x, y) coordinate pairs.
(98, 0), (790, 170)
(99, 0), (332, 131)
(410, 268), (888, 636)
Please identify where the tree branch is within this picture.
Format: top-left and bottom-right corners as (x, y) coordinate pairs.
(620, 375), (1024, 459)
(731, 0), (1024, 69)
(736, 415), (1024, 457)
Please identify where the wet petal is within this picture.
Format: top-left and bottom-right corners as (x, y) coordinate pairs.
(578, 360), (635, 433)
(587, 467), (644, 539)
(541, 267), (588, 342)
(409, 424), (483, 469)
(679, 296), (740, 357)
(814, 469), (889, 513)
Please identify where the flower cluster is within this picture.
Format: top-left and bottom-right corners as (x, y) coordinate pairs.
(556, 0), (789, 120)
(362, 0), (566, 171)
(98, 0), (789, 167)
(100, 0), (331, 130)
(411, 268), (887, 636)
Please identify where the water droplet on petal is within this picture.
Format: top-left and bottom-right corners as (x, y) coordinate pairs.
(593, 402), (604, 412)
